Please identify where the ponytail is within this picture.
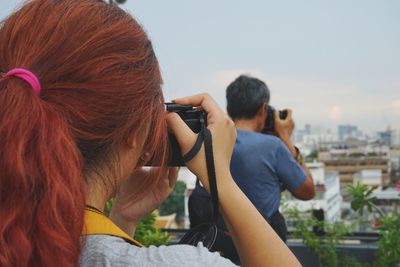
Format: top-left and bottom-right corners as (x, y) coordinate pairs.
(0, 80), (85, 267)
(0, 0), (168, 266)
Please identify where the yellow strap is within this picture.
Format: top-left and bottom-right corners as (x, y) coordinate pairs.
(82, 209), (143, 247)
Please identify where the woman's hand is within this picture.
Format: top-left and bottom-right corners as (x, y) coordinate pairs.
(166, 93), (236, 191)
(110, 167), (179, 236)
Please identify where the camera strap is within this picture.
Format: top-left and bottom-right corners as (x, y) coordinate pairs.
(179, 119), (220, 248)
(181, 118), (219, 222)
(203, 126), (219, 222)
(181, 128), (204, 163)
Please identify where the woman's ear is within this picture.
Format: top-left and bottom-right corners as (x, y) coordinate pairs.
(127, 135), (138, 150)
(127, 125), (149, 150)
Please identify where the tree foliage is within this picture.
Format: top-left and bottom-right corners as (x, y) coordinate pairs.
(158, 181), (186, 218)
(104, 199), (170, 247)
(347, 183), (400, 267)
(347, 182), (377, 216)
(287, 208), (356, 267)
(133, 213), (170, 246)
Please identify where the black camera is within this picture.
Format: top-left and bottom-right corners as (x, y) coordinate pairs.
(145, 103), (206, 166)
(166, 103), (206, 166)
(261, 106), (288, 135)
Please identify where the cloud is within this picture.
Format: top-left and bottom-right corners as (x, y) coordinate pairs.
(207, 68), (358, 120)
(392, 99), (400, 114)
(162, 66), (400, 134)
(203, 68), (400, 133)
(329, 106), (343, 122)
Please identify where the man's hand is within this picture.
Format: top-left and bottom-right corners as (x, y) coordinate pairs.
(274, 109), (295, 140)
(274, 109), (315, 200)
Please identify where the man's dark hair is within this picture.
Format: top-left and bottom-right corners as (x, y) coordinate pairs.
(226, 75), (270, 120)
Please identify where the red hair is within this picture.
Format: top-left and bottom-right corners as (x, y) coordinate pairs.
(0, 0), (167, 266)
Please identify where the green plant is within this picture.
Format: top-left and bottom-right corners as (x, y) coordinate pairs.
(341, 255), (367, 267)
(285, 182), (400, 267)
(104, 199), (170, 247)
(375, 214), (400, 267)
(287, 207), (358, 267)
(348, 183), (400, 267)
(104, 198), (114, 216)
(158, 181), (186, 218)
(306, 149), (318, 162)
(347, 182), (383, 216)
(134, 213), (170, 246)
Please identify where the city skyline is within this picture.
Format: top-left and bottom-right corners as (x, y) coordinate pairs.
(1, 0), (399, 134)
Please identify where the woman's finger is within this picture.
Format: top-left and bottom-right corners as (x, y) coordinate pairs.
(173, 93), (222, 115)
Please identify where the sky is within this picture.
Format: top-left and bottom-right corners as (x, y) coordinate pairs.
(1, 0), (399, 134)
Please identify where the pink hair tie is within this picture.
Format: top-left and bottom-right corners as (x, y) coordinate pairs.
(3, 68), (41, 95)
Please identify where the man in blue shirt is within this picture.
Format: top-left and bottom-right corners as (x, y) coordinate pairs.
(226, 75), (315, 236)
(189, 75), (314, 263)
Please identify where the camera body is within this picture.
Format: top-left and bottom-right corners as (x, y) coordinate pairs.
(166, 103), (206, 166)
(261, 106), (288, 135)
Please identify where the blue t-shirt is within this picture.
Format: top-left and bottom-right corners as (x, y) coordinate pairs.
(230, 130), (306, 219)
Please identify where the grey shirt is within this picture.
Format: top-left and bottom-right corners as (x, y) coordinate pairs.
(80, 235), (237, 267)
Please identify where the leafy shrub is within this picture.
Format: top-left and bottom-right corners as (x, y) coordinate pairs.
(158, 181), (186, 218)
(348, 183), (400, 267)
(347, 183), (380, 216)
(134, 213), (170, 247)
(104, 199), (170, 247)
(287, 208), (355, 267)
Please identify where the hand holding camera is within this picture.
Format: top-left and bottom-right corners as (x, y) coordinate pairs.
(261, 106), (296, 155)
(166, 93), (236, 192)
(262, 106), (288, 135)
(274, 109), (295, 140)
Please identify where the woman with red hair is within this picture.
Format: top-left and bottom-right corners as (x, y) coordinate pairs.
(0, 1), (300, 266)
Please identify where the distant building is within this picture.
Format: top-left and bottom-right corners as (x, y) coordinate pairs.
(322, 157), (389, 185)
(282, 162), (342, 223)
(343, 137), (367, 148)
(372, 187), (400, 215)
(318, 141), (390, 185)
(378, 129), (392, 146)
(338, 124), (359, 141)
(293, 124), (338, 156)
(177, 167), (196, 190)
(177, 167), (197, 228)
(353, 170), (382, 188)
(391, 129), (400, 147)
(305, 124), (311, 135)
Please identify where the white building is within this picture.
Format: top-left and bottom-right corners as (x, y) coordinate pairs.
(176, 167), (197, 228)
(372, 187), (400, 214)
(293, 125), (339, 156)
(392, 129), (400, 146)
(282, 162), (342, 222)
(177, 167), (197, 190)
(353, 170), (382, 188)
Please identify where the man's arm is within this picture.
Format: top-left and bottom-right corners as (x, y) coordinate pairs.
(279, 135), (315, 200)
(274, 110), (315, 200)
